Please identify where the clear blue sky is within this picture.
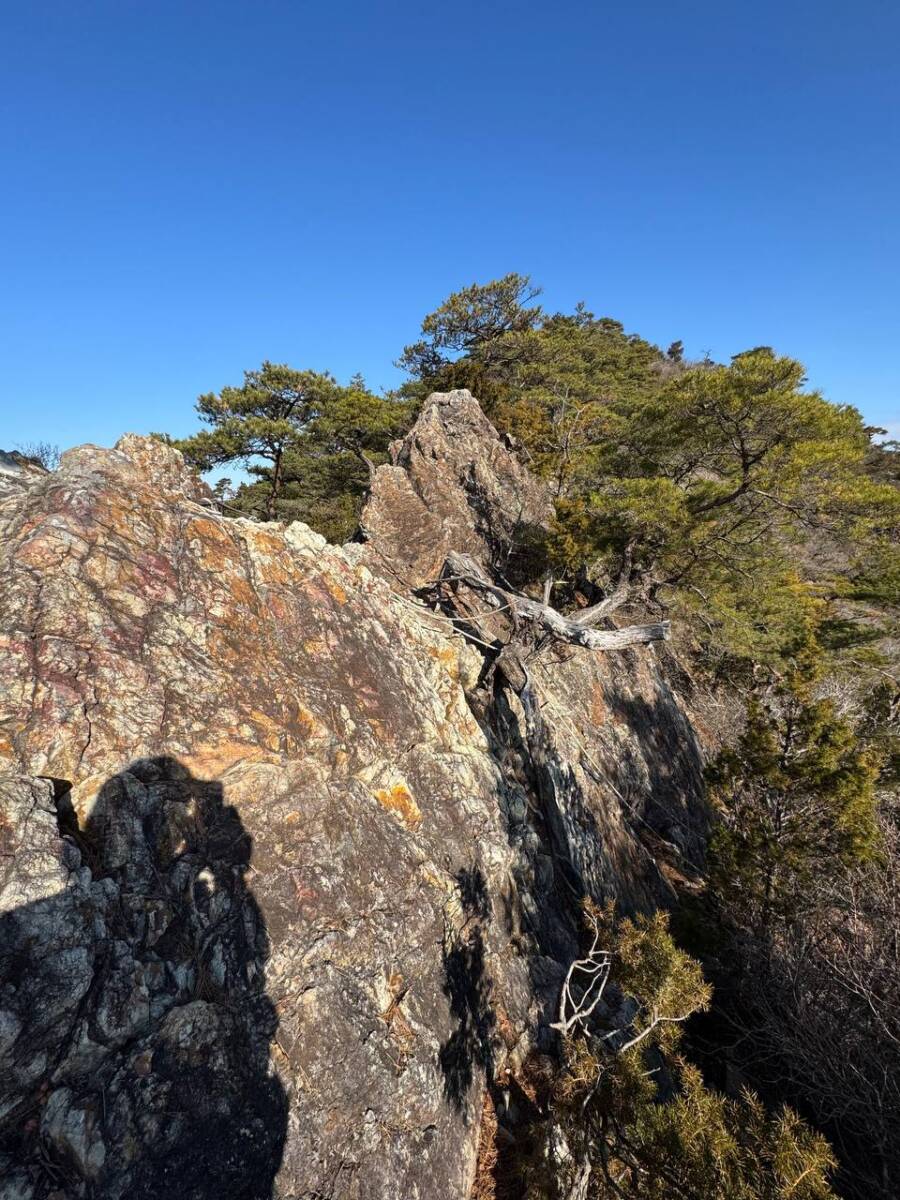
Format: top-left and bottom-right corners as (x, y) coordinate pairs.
(2, 0), (898, 455)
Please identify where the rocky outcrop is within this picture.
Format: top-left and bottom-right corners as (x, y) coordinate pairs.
(0, 451), (47, 500)
(359, 390), (552, 590)
(0, 395), (706, 1198)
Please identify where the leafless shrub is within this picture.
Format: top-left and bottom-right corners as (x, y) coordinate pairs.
(721, 804), (900, 1199)
(15, 440), (61, 471)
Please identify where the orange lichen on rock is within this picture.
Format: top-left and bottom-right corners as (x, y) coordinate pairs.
(428, 643), (459, 679)
(324, 575), (348, 605)
(293, 704), (324, 739)
(181, 741), (277, 778)
(590, 681), (608, 726)
(186, 516), (242, 573)
(374, 783), (422, 829)
(428, 644), (457, 666)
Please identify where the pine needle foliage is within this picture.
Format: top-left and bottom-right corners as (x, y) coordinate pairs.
(707, 670), (881, 933)
(530, 903), (837, 1200)
(402, 278), (899, 666)
(176, 362), (410, 536)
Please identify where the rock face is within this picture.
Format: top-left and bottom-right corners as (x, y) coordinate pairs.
(0, 450), (47, 500)
(0, 394), (706, 1198)
(359, 391), (552, 590)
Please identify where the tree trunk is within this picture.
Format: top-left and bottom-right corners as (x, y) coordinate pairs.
(356, 447), (379, 483)
(266, 448), (284, 521)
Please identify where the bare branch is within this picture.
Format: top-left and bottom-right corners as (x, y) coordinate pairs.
(570, 542), (636, 625)
(551, 921), (613, 1035)
(438, 552), (669, 651)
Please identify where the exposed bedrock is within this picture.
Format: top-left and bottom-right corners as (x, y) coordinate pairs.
(0, 391), (705, 1198)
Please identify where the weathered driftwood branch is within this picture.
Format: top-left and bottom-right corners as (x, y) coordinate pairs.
(440, 552), (669, 650)
(570, 540), (635, 625)
(551, 923), (612, 1035)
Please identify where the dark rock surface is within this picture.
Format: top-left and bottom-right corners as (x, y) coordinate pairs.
(0, 395), (706, 1198)
(0, 765), (285, 1200)
(0, 451), (47, 500)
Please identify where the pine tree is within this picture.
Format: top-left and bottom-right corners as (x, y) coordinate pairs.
(527, 903), (837, 1199)
(708, 671), (880, 932)
(178, 362), (337, 520)
(177, 363), (411, 535)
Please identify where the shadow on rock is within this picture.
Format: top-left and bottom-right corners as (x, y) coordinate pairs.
(438, 868), (496, 1115)
(0, 757), (287, 1200)
(604, 688), (707, 865)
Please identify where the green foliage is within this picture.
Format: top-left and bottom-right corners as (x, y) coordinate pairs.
(235, 449), (369, 543)
(249, 382), (410, 539)
(610, 905), (711, 1046)
(862, 680), (900, 786)
(402, 279), (666, 492)
(707, 676), (881, 932)
(862, 434), (900, 486)
(211, 477), (234, 503)
(177, 361), (338, 520)
(309, 381), (409, 462)
(847, 540), (900, 606)
(397, 273), (543, 395)
(619, 1064), (837, 1200)
(552, 348), (896, 661)
(403, 281), (899, 665)
(175, 362), (411, 535)
(535, 904), (836, 1200)
(489, 312), (666, 495)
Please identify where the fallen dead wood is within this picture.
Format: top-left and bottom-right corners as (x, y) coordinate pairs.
(437, 552), (669, 651)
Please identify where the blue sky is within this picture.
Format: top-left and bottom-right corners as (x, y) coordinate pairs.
(1, 0), (898, 455)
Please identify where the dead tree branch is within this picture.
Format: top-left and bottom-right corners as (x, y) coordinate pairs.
(551, 919), (612, 1036)
(438, 552), (668, 651)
